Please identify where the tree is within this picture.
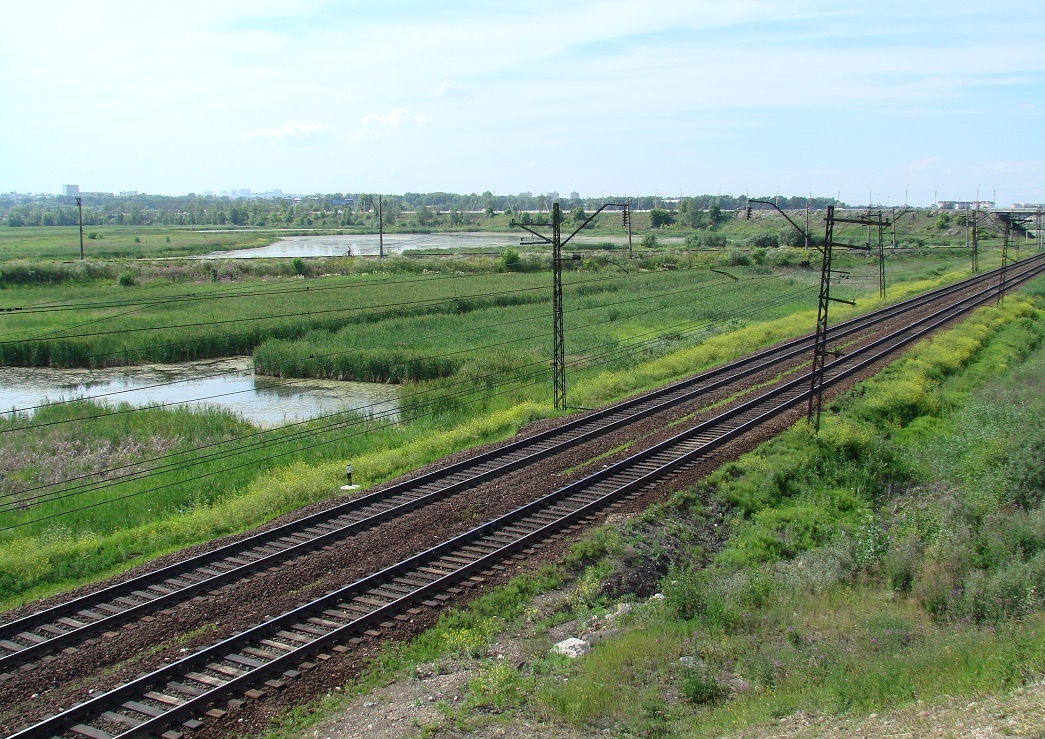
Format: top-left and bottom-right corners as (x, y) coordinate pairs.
(649, 208), (673, 228)
(570, 206), (586, 225)
(499, 248), (521, 271)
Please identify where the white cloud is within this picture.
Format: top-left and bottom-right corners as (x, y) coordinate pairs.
(433, 79), (471, 97)
(242, 121), (331, 141)
(362, 108), (427, 127)
(907, 157), (942, 172)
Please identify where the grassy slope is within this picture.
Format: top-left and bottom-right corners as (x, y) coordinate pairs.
(264, 279), (1044, 738)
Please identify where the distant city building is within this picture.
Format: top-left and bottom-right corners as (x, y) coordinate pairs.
(62, 184), (79, 196)
(80, 191), (114, 198)
(203, 191), (214, 197)
(938, 200), (994, 210)
(119, 190), (138, 197)
(518, 191), (532, 198)
(570, 191), (580, 200)
(546, 191), (559, 202)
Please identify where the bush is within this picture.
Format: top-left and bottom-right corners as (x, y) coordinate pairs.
(291, 257), (309, 277)
(117, 271), (136, 286)
(679, 668), (728, 705)
(499, 248), (521, 271)
(641, 233), (658, 248)
(649, 208), (673, 228)
(726, 248), (751, 266)
(779, 227), (805, 248)
(748, 232), (780, 249)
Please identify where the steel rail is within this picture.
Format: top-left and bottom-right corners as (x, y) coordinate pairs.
(0, 256), (1040, 674)
(7, 258), (1043, 739)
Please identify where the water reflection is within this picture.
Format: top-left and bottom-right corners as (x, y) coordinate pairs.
(201, 232), (515, 259)
(0, 357), (398, 428)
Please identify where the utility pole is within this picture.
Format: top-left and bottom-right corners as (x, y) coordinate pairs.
(809, 206), (837, 431)
(811, 207), (879, 431)
(551, 203), (565, 410)
(877, 214), (886, 299)
(750, 199), (872, 431)
(995, 211), (1030, 304)
(76, 197), (84, 260)
(626, 197), (633, 259)
(511, 200), (628, 411)
(971, 208), (979, 273)
(805, 197), (810, 249)
(378, 195), (385, 258)
(999, 218), (1011, 304)
(364, 195), (385, 257)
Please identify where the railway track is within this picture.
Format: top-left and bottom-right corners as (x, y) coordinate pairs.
(0, 258), (1039, 682)
(3, 257), (1043, 739)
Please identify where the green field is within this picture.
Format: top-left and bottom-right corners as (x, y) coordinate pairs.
(0, 245), (988, 606)
(0, 225), (278, 262)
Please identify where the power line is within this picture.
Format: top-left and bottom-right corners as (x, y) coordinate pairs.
(0, 285), (816, 518)
(0, 271), (786, 428)
(0, 271), (639, 347)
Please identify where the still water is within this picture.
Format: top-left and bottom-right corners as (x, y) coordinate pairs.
(202, 232), (515, 259)
(0, 357), (399, 428)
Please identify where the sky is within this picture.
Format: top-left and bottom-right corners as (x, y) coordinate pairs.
(1, 1), (1043, 205)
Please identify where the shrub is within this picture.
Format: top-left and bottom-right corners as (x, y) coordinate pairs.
(117, 271), (135, 286)
(726, 249), (751, 266)
(779, 227), (805, 248)
(748, 232), (779, 249)
(291, 257), (309, 277)
(499, 248), (521, 271)
(641, 233), (658, 248)
(679, 667), (728, 705)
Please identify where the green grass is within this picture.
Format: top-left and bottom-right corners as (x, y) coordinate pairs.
(534, 287), (1045, 735)
(0, 401), (548, 608)
(0, 225), (276, 262)
(247, 277), (1045, 739)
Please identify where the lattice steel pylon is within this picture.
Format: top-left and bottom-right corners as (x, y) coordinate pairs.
(511, 200), (629, 412)
(808, 206), (836, 431)
(877, 215), (886, 298)
(969, 207), (979, 273)
(551, 203), (566, 411)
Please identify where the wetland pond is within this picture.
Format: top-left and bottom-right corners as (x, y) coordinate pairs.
(0, 357), (399, 428)
(201, 232), (516, 259)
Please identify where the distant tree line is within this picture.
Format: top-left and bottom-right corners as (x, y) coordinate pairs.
(0, 192), (842, 229)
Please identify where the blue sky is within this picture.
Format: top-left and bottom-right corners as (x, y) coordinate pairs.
(2, 0), (1043, 205)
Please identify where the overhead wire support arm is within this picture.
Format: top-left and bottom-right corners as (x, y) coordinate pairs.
(748, 198), (818, 250)
(510, 201), (628, 413)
